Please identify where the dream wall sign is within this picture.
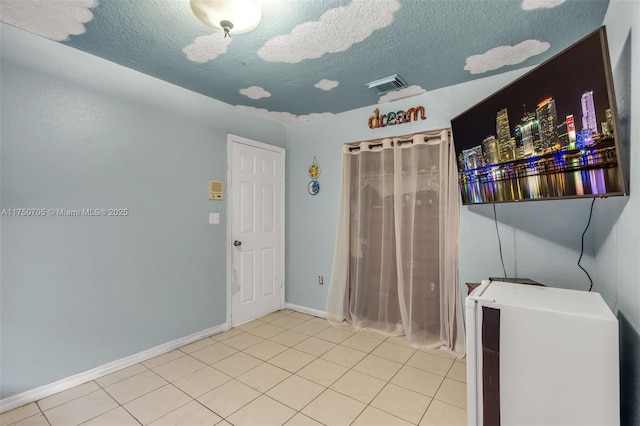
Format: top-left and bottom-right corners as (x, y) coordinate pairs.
(368, 106), (426, 129)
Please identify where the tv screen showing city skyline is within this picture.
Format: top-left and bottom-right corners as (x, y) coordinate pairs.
(451, 27), (627, 205)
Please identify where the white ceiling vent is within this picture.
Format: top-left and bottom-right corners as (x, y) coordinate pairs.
(365, 74), (407, 94)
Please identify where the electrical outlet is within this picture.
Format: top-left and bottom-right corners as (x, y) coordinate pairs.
(318, 275), (324, 285)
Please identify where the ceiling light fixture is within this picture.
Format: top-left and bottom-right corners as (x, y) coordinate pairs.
(190, 0), (262, 37)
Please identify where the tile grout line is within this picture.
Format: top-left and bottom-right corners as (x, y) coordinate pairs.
(225, 314), (429, 425)
(227, 315), (358, 424)
(215, 313), (447, 425)
(271, 320), (405, 425)
(195, 314), (327, 423)
(10, 311), (465, 426)
(357, 336), (423, 425)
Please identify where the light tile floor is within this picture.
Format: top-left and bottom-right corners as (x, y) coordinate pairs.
(1, 310), (467, 426)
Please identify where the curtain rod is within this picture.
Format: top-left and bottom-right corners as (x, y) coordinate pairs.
(347, 136), (443, 152)
(344, 128), (451, 149)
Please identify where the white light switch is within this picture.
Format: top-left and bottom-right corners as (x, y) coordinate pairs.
(209, 213), (220, 225)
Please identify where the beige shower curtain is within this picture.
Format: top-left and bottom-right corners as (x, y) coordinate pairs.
(327, 129), (465, 353)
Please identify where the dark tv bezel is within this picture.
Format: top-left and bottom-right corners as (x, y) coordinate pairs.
(451, 26), (628, 205)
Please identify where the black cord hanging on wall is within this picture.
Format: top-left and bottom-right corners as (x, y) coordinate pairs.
(579, 198), (597, 291)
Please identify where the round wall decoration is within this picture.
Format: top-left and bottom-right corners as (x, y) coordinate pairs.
(308, 180), (320, 195)
(307, 156), (321, 196)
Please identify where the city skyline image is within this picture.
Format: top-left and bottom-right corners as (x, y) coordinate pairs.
(451, 27), (626, 204)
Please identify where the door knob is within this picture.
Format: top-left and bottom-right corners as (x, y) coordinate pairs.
(234, 240), (242, 247)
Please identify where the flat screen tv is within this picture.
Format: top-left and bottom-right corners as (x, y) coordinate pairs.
(451, 26), (628, 205)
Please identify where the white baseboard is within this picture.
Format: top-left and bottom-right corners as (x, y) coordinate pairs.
(285, 303), (326, 318)
(0, 323), (227, 414)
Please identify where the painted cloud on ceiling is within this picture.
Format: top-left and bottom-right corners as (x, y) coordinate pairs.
(464, 39), (550, 74)
(378, 85), (426, 103)
(183, 33), (232, 63)
(240, 86), (271, 99)
(315, 79), (339, 91)
(257, 0), (400, 63)
(0, 0), (96, 41)
(521, 0), (565, 10)
(236, 106), (333, 125)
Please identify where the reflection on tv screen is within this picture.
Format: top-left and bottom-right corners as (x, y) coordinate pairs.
(451, 27), (627, 205)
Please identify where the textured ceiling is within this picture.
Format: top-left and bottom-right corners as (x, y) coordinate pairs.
(0, 0), (610, 125)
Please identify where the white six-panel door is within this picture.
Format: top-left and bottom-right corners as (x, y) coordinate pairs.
(228, 135), (284, 326)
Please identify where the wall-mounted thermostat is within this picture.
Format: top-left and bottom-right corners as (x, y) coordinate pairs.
(209, 180), (224, 200)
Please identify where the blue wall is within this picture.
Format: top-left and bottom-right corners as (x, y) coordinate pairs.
(284, 2), (638, 311)
(286, 2), (638, 421)
(0, 24), (286, 398)
(284, 64), (602, 311)
(1, 1), (638, 414)
(599, 3), (640, 424)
